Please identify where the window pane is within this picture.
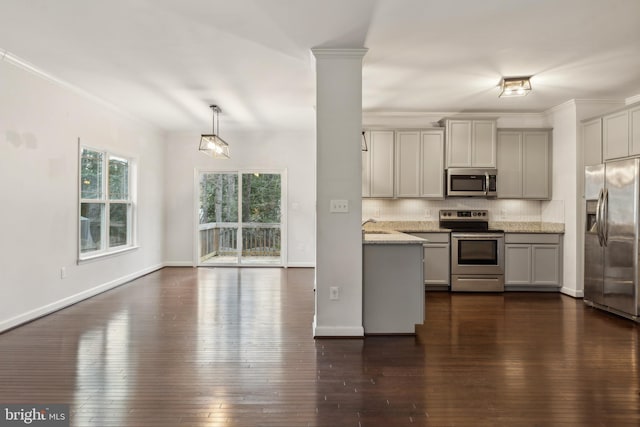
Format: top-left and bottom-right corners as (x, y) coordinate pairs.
(80, 203), (104, 252)
(109, 203), (129, 247)
(81, 149), (103, 199)
(109, 156), (129, 200)
(242, 173), (281, 223)
(199, 173), (238, 224)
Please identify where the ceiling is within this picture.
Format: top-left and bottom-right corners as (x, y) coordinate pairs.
(1, 0), (639, 132)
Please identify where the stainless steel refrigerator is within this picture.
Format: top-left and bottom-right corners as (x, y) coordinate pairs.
(584, 158), (640, 320)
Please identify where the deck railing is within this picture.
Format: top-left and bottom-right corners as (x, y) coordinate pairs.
(199, 222), (281, 261)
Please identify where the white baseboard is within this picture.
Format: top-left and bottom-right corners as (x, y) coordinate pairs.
(0, 263), (164, 334)
(313, 317), (364, 337)
(164, 261), (195, 267)
(561, 287), (584, 298)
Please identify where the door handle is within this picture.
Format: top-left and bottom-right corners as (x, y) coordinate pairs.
(602, 188), (609, 247)
(485, 172), (490, 196)
(595, 188), (603, 246)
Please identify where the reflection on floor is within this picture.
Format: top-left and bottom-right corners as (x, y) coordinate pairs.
(0, 267), (638, 426)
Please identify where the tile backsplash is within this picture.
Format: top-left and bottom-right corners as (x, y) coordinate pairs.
(363, 198), (564, 223)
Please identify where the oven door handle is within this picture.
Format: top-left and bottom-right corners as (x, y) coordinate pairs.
(452, 233), (504, 239)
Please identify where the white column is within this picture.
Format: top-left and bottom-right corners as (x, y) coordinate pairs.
(312, 48), (367, 337)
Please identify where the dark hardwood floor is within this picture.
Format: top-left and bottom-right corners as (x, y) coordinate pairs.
(1, 267), (639, 426)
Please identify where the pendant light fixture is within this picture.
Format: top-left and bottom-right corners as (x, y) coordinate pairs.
(199, 105), (230, 159)
(361, 131), (368, 152)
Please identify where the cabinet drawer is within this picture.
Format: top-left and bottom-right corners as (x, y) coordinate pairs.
(409, 232), (450, 243)
(505, 233), (561, 244)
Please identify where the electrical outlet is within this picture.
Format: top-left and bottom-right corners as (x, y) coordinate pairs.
(424, 208), (432, 218)
(329, 286), (339, 300)
(330, 199), (349, 213)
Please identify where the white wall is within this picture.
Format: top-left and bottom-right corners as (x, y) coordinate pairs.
(163, 127), (316, 267)
(543, 101), (579, 295)
(0, 58), (165, 332)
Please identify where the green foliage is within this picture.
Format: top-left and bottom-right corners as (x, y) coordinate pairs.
(199, 173), (281, 224)
(242, 173), (281, 223)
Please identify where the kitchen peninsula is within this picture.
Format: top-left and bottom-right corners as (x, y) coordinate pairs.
(362, 231), (425, 334)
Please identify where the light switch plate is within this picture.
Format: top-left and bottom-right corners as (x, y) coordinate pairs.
(329, 199), (349, 213)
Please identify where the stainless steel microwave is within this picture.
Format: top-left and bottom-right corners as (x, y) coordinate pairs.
(446, 168), (497, 197)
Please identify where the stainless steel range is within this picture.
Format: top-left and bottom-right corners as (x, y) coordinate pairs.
(439, 209), (505, 292)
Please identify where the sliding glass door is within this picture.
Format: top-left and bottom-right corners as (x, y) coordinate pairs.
(198, 171), (283, 266)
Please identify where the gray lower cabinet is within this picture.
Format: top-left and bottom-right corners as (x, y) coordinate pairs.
(363, 243), (424, 334)
(408, 232), (450, 290)
(504, 233), (563, 290)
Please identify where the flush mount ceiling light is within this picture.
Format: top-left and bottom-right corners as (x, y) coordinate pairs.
(199, 105), (230, 159)
(498, 76), (532, 97)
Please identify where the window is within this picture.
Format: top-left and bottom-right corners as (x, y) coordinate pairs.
(198, 171), (284, 266)
(79, 147), (135, 259)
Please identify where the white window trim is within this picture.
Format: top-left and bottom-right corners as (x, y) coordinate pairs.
(78, 141), (138, 262)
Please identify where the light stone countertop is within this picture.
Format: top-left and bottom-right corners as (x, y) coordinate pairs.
(362, 221), (565, 235)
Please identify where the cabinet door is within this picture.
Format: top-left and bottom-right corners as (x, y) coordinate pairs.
(603, 110), (629, 160)
(446, 120), (472, 167)
(420, 130), (445, 198)
(631, 105), (640, 156)
(424, 244), (450, 286)
(531, 245), (560, 285)
(497, 131), (523, 198)
(370, 131), (395, 197)
(471, 120), (497, 167)
(362, 131), (371, 197)
(505, 244), (531, 285)
(582, 118), (602, 166)
(522, 131), (550, 199)
(395, 131), (421, 197)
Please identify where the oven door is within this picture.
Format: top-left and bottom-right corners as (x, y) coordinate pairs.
(451, 232), (504, 275)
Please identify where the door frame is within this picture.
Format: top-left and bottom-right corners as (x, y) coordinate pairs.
(193, 168), (288, 267)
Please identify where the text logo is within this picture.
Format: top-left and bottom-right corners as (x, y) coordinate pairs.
(0, 405), (69, 427)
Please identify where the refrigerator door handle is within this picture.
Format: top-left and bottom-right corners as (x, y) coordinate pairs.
(596, 188), (604, 246)
(602, 188), (609, 247)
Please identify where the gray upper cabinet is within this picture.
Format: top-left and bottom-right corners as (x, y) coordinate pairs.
(496, 131), (523, 198)
(523, 131), (550, 199)
(585, 102), (640, 163)
(392, 129), (445, 199)
(603, 110), (630, 160)
(420, 129), (445, 198)
(442, 119), (497, 168)
(362, 131), (371, 197)
(631, 105), (640, 156)
(497, 129), (551, 200)
(363, 130), (395, 198)
(582, 118), (602, 166)
(395, 131), (421, 197)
